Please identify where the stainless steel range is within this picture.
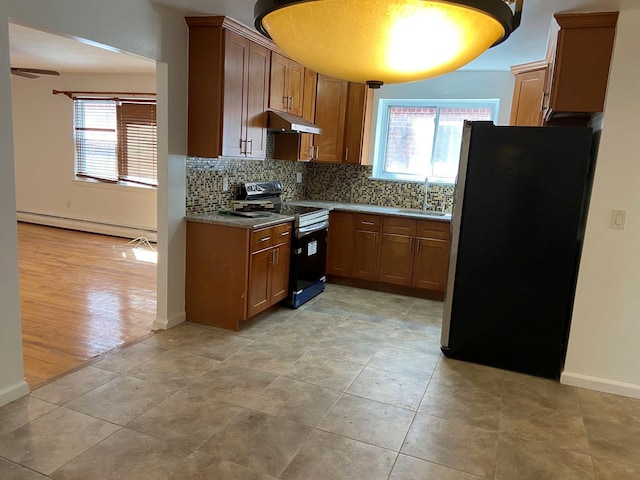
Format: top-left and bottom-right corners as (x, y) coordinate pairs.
(239, 181), (329, 308)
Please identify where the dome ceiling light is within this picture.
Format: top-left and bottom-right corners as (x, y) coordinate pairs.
(255, 0), (522, 88)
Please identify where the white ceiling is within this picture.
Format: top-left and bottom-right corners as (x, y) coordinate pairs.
(9, 0), (640, 76)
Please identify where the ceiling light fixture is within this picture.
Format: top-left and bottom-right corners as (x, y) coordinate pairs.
(255, 0), (522, 88)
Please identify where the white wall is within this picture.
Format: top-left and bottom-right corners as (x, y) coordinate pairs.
(0, 0), (188, 406)
(366, 71), (514, 163)
(562, 9), (640, 398)
(12, 73), (157, 235)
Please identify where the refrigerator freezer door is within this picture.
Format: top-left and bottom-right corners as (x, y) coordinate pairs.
(441, 122), (594, 379)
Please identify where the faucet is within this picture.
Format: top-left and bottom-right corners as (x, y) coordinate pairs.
(423, 178), (433, 211)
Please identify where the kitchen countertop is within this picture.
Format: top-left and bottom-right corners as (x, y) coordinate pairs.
(185, 211), (295, 229)
(285, 200), (452, 222)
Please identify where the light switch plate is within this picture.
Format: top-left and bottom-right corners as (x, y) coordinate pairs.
(296, 172), (303, 183)
(222, 176), (229, 192)
(611, 209), (627, 230)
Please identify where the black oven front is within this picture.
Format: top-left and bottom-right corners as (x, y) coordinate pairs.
(286, 219), (328, 308)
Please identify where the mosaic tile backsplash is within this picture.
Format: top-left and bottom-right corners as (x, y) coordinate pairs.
(186, 134), (455, 214)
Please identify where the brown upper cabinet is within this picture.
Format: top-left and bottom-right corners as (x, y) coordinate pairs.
(509, 11), (618, 126)
(186, 16), (271, 159)
(545, 12), (618, 120)
(509, 62), (548, 126)
(269, 52), (304, 116)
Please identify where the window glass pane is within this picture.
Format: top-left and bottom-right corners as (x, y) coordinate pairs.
(74, 100), (118, 181)
(432, 107), (493, 178)
(384, 106), (435, 176)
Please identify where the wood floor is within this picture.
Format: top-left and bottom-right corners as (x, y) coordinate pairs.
(17, 223), (157, 389)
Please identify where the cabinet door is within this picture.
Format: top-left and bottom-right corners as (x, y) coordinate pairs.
(314, 74), (348, 163)
(353, 230), (379, 281)
(270, 243), (291, 304)
(221, 30), (248, 157)
(412, 238), (450, 291)
(245, 41), (270, 159)
(510, 68), (546, 126)
(248, 248), (272, 318)
(344, 82), (368, 164)
(288, 60), (304, 116)
(327, 211), (354, 277)
(269, 52), (289, 113)
(300, 68), (317, 161)
(378, 234), (413, 286)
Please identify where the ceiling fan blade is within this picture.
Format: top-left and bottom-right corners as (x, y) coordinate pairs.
(11, 69), (39, 79)
(11, 67), (60, 76)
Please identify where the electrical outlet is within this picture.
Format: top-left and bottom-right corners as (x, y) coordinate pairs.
(296, 172), (303, 184)
(222, 176), (229, 192)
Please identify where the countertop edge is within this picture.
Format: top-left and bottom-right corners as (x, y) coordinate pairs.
(285, 200), (452, 222)
(185, 212), (295, 229)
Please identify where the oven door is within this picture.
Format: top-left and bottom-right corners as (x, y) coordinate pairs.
(290, 221), (328, 293)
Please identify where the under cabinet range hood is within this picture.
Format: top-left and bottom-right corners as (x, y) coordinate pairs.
(267, 110), (322, 135)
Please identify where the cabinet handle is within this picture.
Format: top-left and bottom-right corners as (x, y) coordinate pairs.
(345, 147), (349, 162)
(276, 248), (279, 265)
(271, 250), (276, 265)
(361, 221), (374, 225)
(280, 231), (290, 237)
(283, 95), (289, 108)
(240, 139), (246, 154)
(247, 139), (253, 155)
(288, 96), (293, 110)
(259, 236), (271, 243)
(315, 146), (320, 159)
(409, 237), (414, 253)
(309, 145), (315, 159)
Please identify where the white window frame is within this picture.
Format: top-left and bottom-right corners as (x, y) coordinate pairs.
(372, 98), (499, 183)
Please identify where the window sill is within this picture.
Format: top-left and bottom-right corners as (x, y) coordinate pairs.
(73, 177), (157, 191)
(368, 176), (426, 184)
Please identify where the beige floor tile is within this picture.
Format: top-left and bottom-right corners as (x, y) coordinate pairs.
(281, 429), (396, 480)
(367, 346), (439, 380)
(584, 416), (640, 466)
(126, 349), (220, 387)
(142, 321), (220, 349)
(278, 309), (345, 329)
(431, 357), (505, 397)
(92, 342), (167, 374)
(64, 375), (178, 425)
(402, 413), (498, 478)
(408, 297), (445, 317)
(389, 454), (484, 479)
(284, 353), (364, 391)
(199, 408), (314, 477)
(30, 366), (119, 405)
(347, 365), (428, 411)
(0, 408), (119, 475)
(128, 390), (242, 450)
(164, 451), (277, 480)
(224, 340), (307, 375)
(249, 377), (341, 427)
(592, 457), (640, 480)
(171, 331), (253, 361)
(500, 397), (590, 454)
(0, 457), (50, 480)
(318, 394), (414, 451)
(181, 365), (278, 408)
(0, 396), (57, 435)
(495, 437), (595, 480)
(384, 328), (443, 356)
(296, 297), (355, 318)
(503, 371), (581, 413)
(308, 337), (380, 364)
(578, 388), (640, 429)
(327, 318), (398, 343)
(257, 323), (332, 350)
(420, 380), (502, 430)
(51, 427), (188, 480)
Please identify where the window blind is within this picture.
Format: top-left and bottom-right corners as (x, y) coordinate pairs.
(73, 97), (157, 186)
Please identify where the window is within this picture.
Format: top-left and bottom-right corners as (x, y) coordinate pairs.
(74, 97), (157, 187)
(373, 99), (498, 182)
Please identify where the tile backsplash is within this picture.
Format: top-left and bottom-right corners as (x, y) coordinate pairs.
(186, 134), (455, 214)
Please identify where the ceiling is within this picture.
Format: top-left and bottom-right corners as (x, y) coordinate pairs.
(9, 0), (639, 77)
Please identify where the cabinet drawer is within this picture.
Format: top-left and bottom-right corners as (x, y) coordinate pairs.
(382, 216), (416, 236)
(416, 220), (451, 240)
(273, 222), (292, 246)
(250, 226), (274, 252)
(355, 213), (381, 232)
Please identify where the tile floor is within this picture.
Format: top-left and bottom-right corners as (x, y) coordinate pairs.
(1, 284), (640, 479)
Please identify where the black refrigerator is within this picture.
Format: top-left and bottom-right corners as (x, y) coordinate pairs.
(441, 121), (599, 379)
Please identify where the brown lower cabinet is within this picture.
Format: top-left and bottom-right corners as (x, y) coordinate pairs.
(186, 220), (291, 330)
(327, 210), (451, 293)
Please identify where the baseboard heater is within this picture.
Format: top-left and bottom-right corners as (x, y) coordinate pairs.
(16, 211), (157, 242)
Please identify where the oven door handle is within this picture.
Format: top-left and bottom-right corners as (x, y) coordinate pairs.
(297, 220), (329, 238)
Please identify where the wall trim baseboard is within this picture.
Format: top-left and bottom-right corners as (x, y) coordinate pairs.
(561, 371), (640, 399)
(152, 311), (186, 331)
(17, 211), (157, 242)
(0, 379), (30, 407)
